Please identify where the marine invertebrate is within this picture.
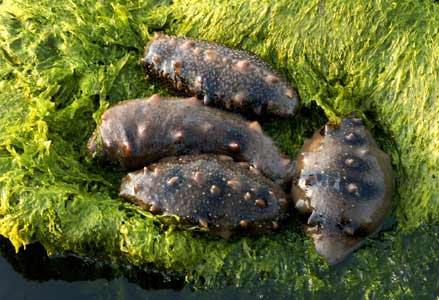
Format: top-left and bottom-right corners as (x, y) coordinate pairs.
(142, 33), (299, 118)
(291, 118), (394, 264)
(87, 96), (294, 188)
(119, 155), (290, 238)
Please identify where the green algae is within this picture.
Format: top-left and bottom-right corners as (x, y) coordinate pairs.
(0, 0), (438, 298)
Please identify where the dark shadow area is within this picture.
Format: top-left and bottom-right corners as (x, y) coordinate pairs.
(0, 234), (295, 300)
(0, 234), (184, 291)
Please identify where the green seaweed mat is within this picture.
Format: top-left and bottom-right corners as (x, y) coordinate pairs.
(0, 0), (438, 298)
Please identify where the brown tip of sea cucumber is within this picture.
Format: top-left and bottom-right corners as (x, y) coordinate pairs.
(148, 94), (161, 105)
(199, 218), (209, 228)
(235, 60), (251, 73)
(265, 74), (280, 85)
(137, 125), (147, 136)
(346, 183), (359, 194)
(193, 171), (205, 185)
(167, 176), (179, 186)
(227, 179), (242, 191)
(323, 124), (333, 135)
(248, 121), (262, 133)
(210, 185), (221, 194)
(152, 55), (161, 64)
(203, 94), (211, 105)
(124, 174), (132, 182)
(232, 90), (248, 106)
(255, 199), (267, 208)
(218, 155), (233, 161)
(194, 76), (203, 89)
(174, 131), (184, 142)
(143, 166), (149, 175)
(204, 50), (218, 62)
(249, 165), (261, 175)
(359, 149), (369, 156)
(173, 60), (182, 75)
(345, 132), (355, 140)
(149, 203), (161, 213)
(180, 40), (196, 50)
(239, 220), (250, 228)
(122, 142), (132, 157)
(343, 226), (355, 236)
(169, 37), (177, 46)
(345, 158), (355, 166)
(228, 141), (240, 152)
(285, 87), (295, 98)
(153, 167), (162, 177)
(101, 111), (110, 122)
(193, 47), (201, 56)
(244, 192), (252, 201)
(238, 162), (250, 169)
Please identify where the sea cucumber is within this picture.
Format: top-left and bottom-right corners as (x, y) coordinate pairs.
(119, 155), (290, 238)
(291, 118), (394, 265)
(141, 33), (299, 118)
(87, 96), (294, 188)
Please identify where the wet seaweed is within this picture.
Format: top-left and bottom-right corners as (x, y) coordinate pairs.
(0, 0), (438, 298)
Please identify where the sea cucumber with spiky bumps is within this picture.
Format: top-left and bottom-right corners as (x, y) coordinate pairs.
(141, 33), (299, 118)
(87, 96), (294, 188)
(120, 155), (290, 239)
(291, 118), (394, 265)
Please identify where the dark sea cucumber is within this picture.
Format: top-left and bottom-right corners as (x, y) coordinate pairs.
(87, 96), (294, 188)
(119, 155), (290, 238)
(291, 118), (394, 265)
(141, 33), (300, 118)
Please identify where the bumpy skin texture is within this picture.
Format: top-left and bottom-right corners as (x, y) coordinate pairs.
(119, 155), (290, 239)
(291, 118), (394, 265)
(87, 96), (294, 187)
(142, 33), (299, 118)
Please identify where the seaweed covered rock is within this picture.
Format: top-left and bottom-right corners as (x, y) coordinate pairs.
(87, 96), (294, 188)
(292, 118), (394, 264)
(1, 0), (439, 298)
(120, 155), (290, 239)
(142, 33), (299, 118)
